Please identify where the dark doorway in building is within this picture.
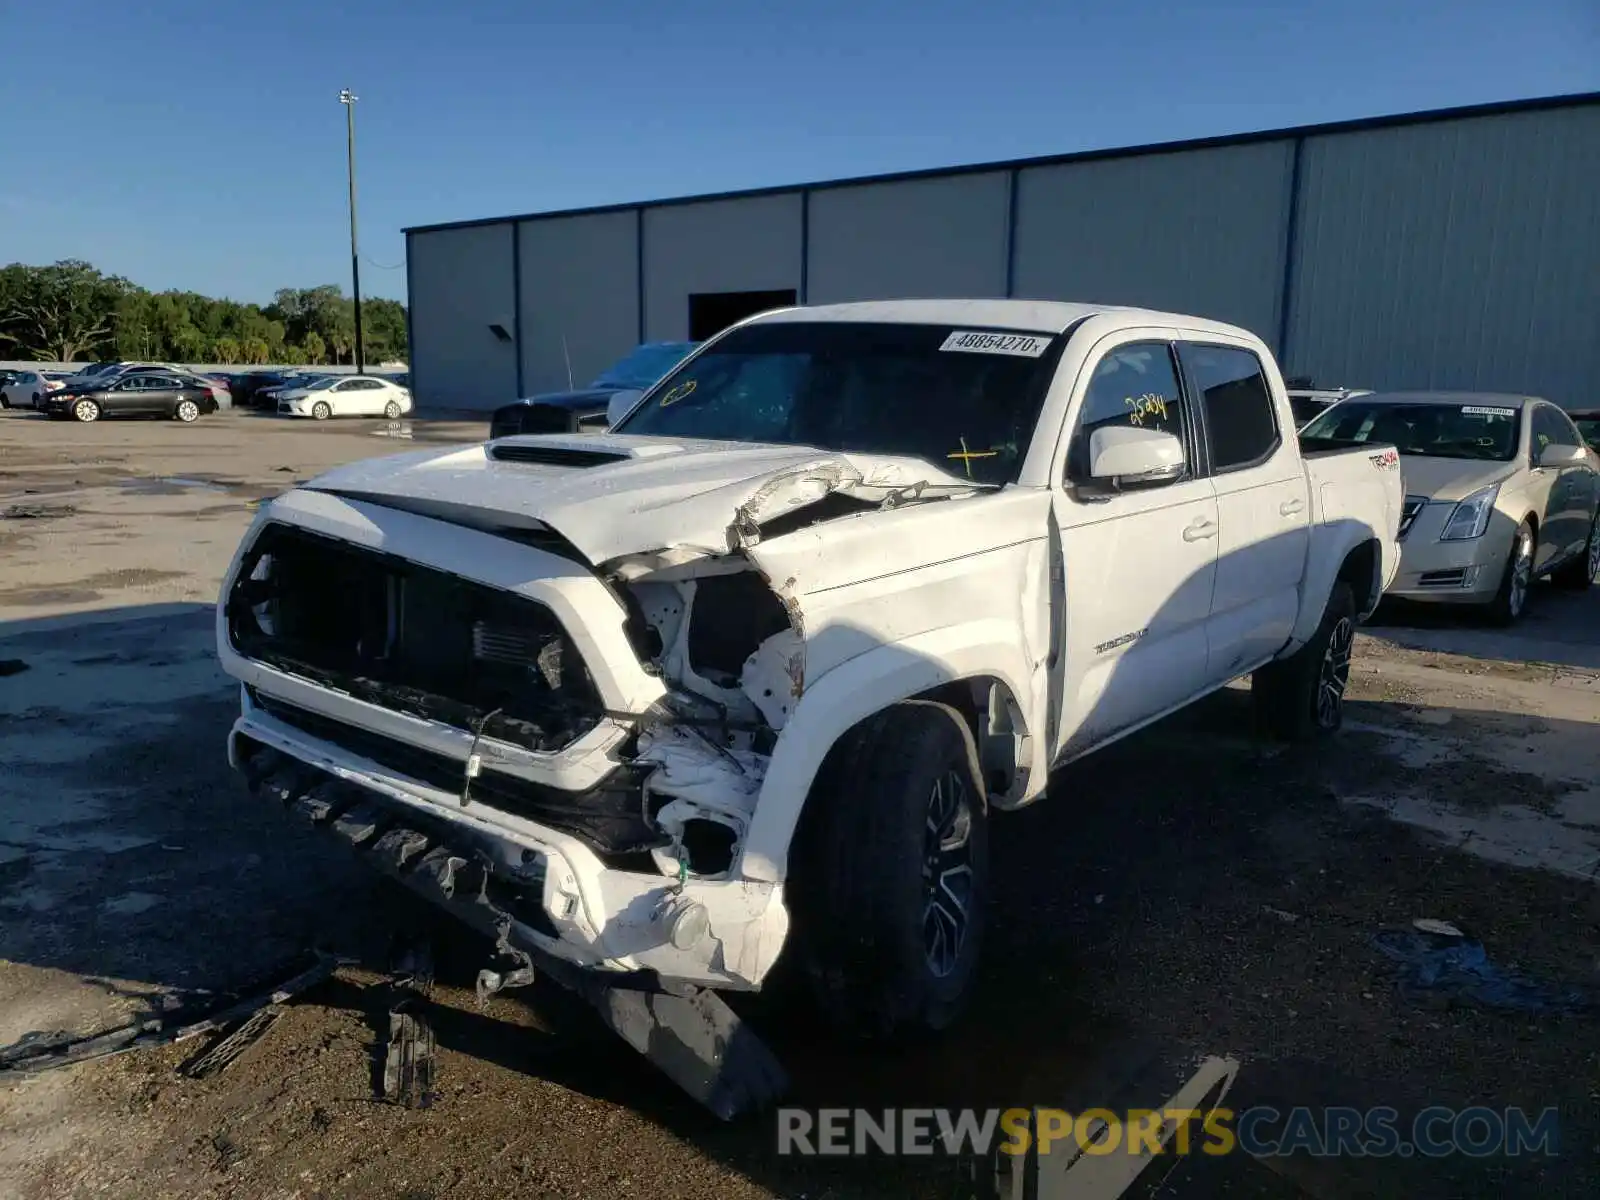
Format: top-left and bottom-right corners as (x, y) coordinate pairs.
(687, 289), (798, 341)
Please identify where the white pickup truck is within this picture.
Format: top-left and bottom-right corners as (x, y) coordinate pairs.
(217, 300), (1402, 1114)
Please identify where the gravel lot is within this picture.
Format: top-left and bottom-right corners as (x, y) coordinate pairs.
(2, 408), (1597, 1200)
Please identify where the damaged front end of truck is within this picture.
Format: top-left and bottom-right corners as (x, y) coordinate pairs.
(216, 440), (997, 1117)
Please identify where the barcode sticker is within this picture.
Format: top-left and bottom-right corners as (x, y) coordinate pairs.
(1460, 406), (1516, 417)
(939, 330), (1052, 357)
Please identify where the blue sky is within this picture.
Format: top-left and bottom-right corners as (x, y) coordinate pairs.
(0, 0), (1593, 304)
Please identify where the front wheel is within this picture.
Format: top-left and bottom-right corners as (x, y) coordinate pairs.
(72, 399), (101, 423)
(383, 400), (402, 419)
(1253, 580), (1356, 741)
(311, 401), (332, 421)
(790, 700), (989, 1039)
(174, 399), (200, 423)
(1484, 520), (1535, 625)
(1551, 517), (1598, 590)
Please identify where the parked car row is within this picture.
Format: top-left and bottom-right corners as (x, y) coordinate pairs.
(2, 361), (414, 425)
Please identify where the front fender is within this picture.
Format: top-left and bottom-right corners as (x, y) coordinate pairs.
(736, 619), (1039, 884)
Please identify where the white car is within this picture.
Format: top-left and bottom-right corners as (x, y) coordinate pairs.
(217, 299), (1402, 1115)
(2, 369), (68, 409)
(276, 374), (413, 420)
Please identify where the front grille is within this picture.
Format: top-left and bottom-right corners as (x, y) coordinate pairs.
(248, 692), (663, 857)
(1418, 569), (1467, 588)
(227, 522), (603, 753)
(1398, 495), (1427, 540)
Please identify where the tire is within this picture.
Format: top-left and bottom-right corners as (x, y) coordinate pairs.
(1484, 520), (1535, 626)
(383, 400), (402, 419)
(311, 401), (331, 421)
(174, 399), (200, 423)
(71, 399), (101, 423)
(790, 700), (989, 1039)
(1551, 516), (1599, 591)
(1252, 580), (1356, 742)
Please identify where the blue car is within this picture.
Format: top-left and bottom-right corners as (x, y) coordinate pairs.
(489, 342), (697, 439)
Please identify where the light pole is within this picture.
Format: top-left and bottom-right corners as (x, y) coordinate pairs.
(338, 88), (365, 373)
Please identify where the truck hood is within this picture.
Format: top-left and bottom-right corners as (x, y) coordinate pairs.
(1398, 454), (1519, 503)
(299, 433), (991, 565)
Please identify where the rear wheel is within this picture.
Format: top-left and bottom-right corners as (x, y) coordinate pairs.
(1552, 517), (1599, 590)
(791, 700), (989, 1039)
(174, 399), (200, 423)
(1253, 580), (1356, 741)
(1485, 520), (1535, 625)
(72, 399), (101, 423)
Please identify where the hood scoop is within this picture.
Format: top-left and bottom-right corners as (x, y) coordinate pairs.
(489, 443), (631, 468)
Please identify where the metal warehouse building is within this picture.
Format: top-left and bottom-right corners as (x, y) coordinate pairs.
(403, 92), (1599, 413)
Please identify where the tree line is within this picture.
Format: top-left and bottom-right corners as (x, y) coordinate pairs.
(0, 259), (408, 366)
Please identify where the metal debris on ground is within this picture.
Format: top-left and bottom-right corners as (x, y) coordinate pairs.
(0, 659), (29, 677)
(0, 953), (339, 1076)
(179, 1005), (283, 1079)
(381, 1001), (438, 1109)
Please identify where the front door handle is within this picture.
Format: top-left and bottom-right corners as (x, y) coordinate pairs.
(1280, 499), (1306, 516)
(1183, 518), (1218, 542)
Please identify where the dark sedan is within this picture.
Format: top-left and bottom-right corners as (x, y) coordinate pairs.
(488, 341), (697, 439)
(46, 371), (219, 423)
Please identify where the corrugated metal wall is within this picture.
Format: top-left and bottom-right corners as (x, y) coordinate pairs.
(407, 223), (516, 410)
(643, 194), (803, 340)
(806, 173), (1010, 303)
(1013, 140), (1295, 342)
(406, 98), (1598, 412)
(518, 210), (638, 395)
(1286, 105), (1600, 407)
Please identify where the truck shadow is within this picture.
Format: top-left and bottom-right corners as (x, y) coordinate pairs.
(1364, 586), (1600, 672)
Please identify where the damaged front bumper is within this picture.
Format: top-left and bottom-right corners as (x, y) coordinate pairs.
(217, 487), (794, 994)
(237, 742), (788, 1118)
(228, 693), (791, 992)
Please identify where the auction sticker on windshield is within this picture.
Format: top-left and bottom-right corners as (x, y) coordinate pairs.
(1461, 406), (1517, 417)
(940, 330), (1052, 357)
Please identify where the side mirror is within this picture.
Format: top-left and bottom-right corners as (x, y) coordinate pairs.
(604, 389), (643, 429)
(1087, 426), (1186, 488)
(1538, 443), (1585, 469)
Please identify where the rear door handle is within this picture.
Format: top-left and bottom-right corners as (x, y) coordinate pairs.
(1280, 499), (1306, 516)
(1183, 518), (1218, 542)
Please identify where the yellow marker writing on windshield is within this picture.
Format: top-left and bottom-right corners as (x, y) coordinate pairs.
(947, 436), (999, 479)
(659, 379), (697, 407)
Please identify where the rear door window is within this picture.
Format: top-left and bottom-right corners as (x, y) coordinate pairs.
(1179, 345), (1280, 472)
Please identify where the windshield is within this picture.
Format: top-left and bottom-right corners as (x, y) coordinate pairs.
(1575, 418), (1600, 452)
(613, 322), (1062, 485)
(1302, 400), (1520, 462)
(303, 376), (339, 391)
(593, 342), (698, 390)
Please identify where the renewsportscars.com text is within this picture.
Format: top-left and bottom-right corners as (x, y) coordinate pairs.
(775, 1106), (1560, 1159)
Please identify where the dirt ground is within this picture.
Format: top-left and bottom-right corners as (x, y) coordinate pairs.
(2, 407), (1597, 1200)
